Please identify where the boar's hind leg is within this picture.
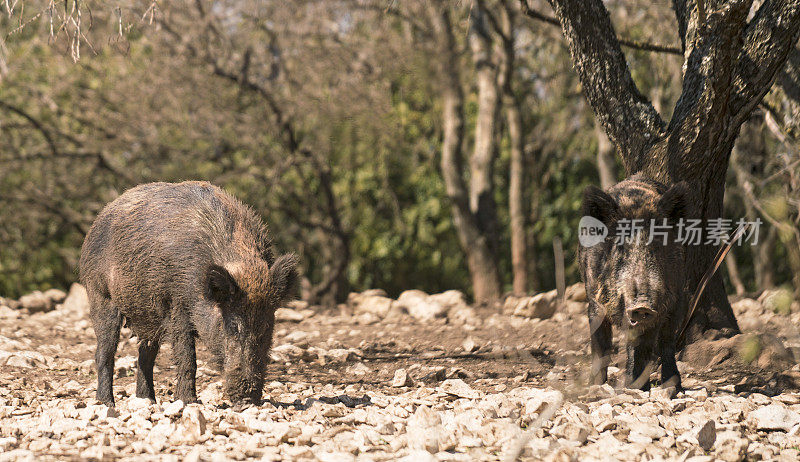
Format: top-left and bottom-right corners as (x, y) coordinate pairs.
(589, 305), (612, 385)
(171, 310), (198, 403)
(89, 292), (122, 406)
(136, 340), (160, 402)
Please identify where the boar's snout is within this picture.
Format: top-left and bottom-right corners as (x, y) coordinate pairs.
(626, 305), (657, 327)
(224, 367), (264, 404)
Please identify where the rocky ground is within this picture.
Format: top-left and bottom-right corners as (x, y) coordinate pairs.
(1, 284), (800, 461)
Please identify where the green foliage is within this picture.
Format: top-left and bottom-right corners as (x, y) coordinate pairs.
(0, 0), (797, 302)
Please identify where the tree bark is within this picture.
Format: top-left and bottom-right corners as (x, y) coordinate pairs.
(468, 2), (503, 267)
(546, 0), (800, 344)
(430, 6), (502, 303)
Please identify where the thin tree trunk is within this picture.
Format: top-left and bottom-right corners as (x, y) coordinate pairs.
(468, 2), (502, 267)
(508, 102), (528, 295)
(431, 6), (502, 303)
(756, 226), (777, 289)
(497, 1), (529, 295)
(725, 247), (747, 295)
(595, 122), (616, 190)
(528, 225), (541, 292)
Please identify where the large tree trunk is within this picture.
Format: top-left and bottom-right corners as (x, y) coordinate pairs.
(545, 0), (800, 344)
(430, 6), (502, 303)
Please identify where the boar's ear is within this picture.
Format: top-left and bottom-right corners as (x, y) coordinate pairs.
(206, 265), (240, 305)
(582, 185), (618, 223)
(658, 182), (689, 221)
(270, 253), (299, 303)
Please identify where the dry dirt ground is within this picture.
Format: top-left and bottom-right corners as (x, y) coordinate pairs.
(1, 284), (800, 461)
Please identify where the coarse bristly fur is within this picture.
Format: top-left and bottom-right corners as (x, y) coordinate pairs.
(79, 181), (299, 406)
(578, 173), (689, 391)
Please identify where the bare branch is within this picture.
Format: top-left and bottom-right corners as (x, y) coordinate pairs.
(672, 0), (688, 50)
(728, 0), (800, 132)
(0, 99), (59, 156)
(544, 0), (667, 165)
(519, 0), (682, 55)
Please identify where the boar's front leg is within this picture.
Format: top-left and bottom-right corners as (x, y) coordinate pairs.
(89, 291), (122, 406)
(659, 329), (681, 390)
(625, 341), (655, 391)
(171, 309), (198, 403)
(588, 301), (612, 385)
(136, 340), (160, 402)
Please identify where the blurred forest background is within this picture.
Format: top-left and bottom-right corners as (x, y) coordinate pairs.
(0, 0), (798, 304)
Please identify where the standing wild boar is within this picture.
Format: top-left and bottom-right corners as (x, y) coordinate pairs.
(80, 181), (298, 406)
(579, 174), (688, 391)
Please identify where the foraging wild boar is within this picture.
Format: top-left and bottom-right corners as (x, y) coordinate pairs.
(578, 174), (688, 390)
(80, 181), (298, 406)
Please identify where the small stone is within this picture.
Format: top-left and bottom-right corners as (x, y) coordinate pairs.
(0, 305), (20, 320)
(438, 379), (479, 399)
(125, 397), (152, 411)
(61, 283), (89, 316)
(462, 337), (478, 353)
(511, 290), (558, 319)
(79, 445), (105, 460)
(63, 380), (82, 394)
(696, 420), (716, 451)
(163, 400), (185, 417)
(748, 405), (800, 431)
(347, 292), (394, 318)
(376, 422), (396, 435)
(396, 290), (448, 322)
(398, 450), (437, 462)
(19, 291), (54, 313)
(406, 406), (444, 453)
(43, 288), (67, 304)
(0, 437), (18, 451)
(552, 422), (589, 444)
(325, 348), (361, 364)
(181, 405), (207, 442)
(685, 457), (714, 462)
(346, 362), (371, 376)
(275, 307), (305, 323)
(184, 447), (202, 462)
(392, 368), (413, 387)
(636, 424), (667, 440)
(99, 405), (119, 419)
(651, 386), (678, 401)
(5, 355), (34, 368)
(627, 431), (652, 445)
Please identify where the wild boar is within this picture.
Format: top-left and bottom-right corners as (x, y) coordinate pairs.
(579, 174), (688, 390)
(80, 181), (298, 406)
